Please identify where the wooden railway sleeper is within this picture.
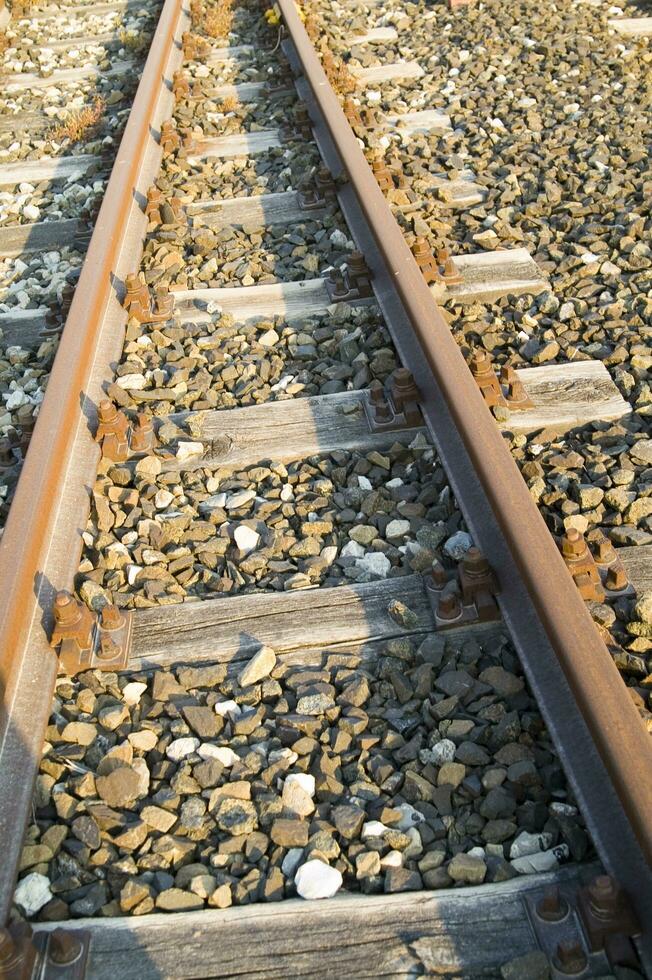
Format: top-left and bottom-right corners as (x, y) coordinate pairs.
(363, 368), (423, 433)
(0, 922), (89, 980)
(50, 592), (132, 676)
(95, 399), (158, 463)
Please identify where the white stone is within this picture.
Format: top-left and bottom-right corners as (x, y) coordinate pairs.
(22, 203), (40, 221)
(238, 645), (276, 687)
(115, 372), (147, 390)
(580, 251), (600, 264)
(380, 850), (403, 869)
(443, 531), (473, 561)
(362, 820), (389, 839)
(394, 802), (426, 831)
(341, 541), (365, 558)
(330, 229), (348, 248)
(280, 484), (294, 501)
(285, 773), (315, 798)
(154, 489), (174, 510)
(511, 845), (568, 875)
(356, 552), (391, 578)
(234, 525), (260, 555)
(258, 328), (279, 347)
(14, 873), (52, 915)
(176, 441), (204, 461)
(214, 700), (241, 719)
(127, 565), (142, 586)
(430, 738), (457, 765)
(357, 475), (372, 490)
(198, 744), (239, 766)
(509, 831), (554, 860)
(199, 493), (227, 511)
(385, 519), (410, 540)
(281, 848), (304, 878)
(226, 489), (255, 510)
(295, 860), (342, 900)
(166, 737), (200, 762)
(122, 682), (147, 705)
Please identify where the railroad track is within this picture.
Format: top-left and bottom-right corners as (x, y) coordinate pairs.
(0, 0), (650, 976)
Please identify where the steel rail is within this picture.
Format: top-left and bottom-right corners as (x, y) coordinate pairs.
(0, 0), (185, 920)
(277, 0), (652, 868)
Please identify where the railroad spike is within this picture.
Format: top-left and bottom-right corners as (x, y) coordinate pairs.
(500, 364), (534, 409)
(172, 70), (192, 101)
(469, 349), (508, 409)
(346, 251), (373, 297)
(159, 120), (180, 156)
(411, 237), (444, 286)
(371, 158), (394, 193)
(95, 398), (130, 462)
(560, 527), (605, 602)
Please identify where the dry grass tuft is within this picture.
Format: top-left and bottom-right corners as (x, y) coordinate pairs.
(217, 95), (239, 112)
(49, 96), (106, 144)
(11, 0), (35, 15)
(118, 28), (148, 53)
(191, 0), (234, 38)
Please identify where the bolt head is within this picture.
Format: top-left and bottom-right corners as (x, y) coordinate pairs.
(49, 929), (82, 966)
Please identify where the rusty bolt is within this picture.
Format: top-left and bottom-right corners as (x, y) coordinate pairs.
(315, 166), (336, 198)
(48, 929), (83, 966)
(462, 547), (490, 578)
(555, 940), (587, 975)
(537, 885), (568, 922)
(54, 592), (83, 628)
(98, 399), (119, 425)
(371, 158), (393, 193)
(605, 565), (628, 592)
(594, 535), (616, 564)
(101, 604), (124, 631)
(391, 368), (419, 409)
(329, 270), (349, 299)
(0, 437), (14, 467)
(430, 561), (448, 588)
(130, 413), (156, 453)
(438, 590), (462, 621)
(348, 252), (370, 279)
(562, 527), (588, 561)
(470, 349), (493, 379)
(369, 380), (392, 422)
(588, 875), (621, 920)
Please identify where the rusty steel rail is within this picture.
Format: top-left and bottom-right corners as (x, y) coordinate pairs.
(277, 0), (652, 941)
(0, 0), (186, 921)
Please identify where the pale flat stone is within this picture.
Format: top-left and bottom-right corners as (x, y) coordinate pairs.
(14, 873), (52, 915)
(238, 645), (277, 687)
(295, 859), (343, 900)
(166, 737), (200, 762)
